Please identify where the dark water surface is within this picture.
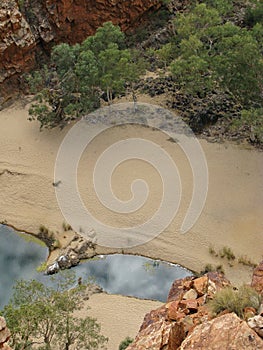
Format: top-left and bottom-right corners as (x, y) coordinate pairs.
(0, 225), (192, 308)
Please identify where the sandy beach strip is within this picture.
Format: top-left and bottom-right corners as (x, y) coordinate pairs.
(0, 98), (262, 288)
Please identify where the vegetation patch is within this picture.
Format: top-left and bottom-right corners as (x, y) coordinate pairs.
(210, 284), (262, 319)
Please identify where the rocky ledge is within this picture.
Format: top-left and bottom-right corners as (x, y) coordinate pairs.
(127, 263), (263, 350)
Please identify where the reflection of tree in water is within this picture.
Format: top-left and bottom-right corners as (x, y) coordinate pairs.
(143, 260), (160, 274)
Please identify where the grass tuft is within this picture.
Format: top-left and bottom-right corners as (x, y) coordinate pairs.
(209, 284), (261, 319)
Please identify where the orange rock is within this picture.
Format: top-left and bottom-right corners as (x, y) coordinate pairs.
(193, 276), (208, 296)
(180, 299), (198, 312)
(168, 323), (186, 350)
(179, 313), (263, 350)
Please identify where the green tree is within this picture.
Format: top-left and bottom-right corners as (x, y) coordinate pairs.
(28, 22), (144, 129)
(170, 3), (263, 104)
(1, 272), (107, 350)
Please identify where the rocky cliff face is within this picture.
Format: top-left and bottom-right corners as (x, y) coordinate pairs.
(0, 0), (161, 102)
(127, 265), (263, 350)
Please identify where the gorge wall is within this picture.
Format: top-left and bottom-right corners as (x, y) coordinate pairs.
(0, 0), (161, 102)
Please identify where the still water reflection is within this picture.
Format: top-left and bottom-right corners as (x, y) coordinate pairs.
(75, 254), (193, 302)
(0, 225), (193, 308)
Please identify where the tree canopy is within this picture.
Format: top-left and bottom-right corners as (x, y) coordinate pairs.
(169, 3), (263, 105)
(28, 22), (144, 129)
(1, 272), (107, 350)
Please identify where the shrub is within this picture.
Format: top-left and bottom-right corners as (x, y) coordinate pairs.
(210, 285), (261, 319)
(209, 245), (217, 256)
(39, 224), (49, 235)
(219, 246), (235, 261)
(119, 336), (134, 350)
(200, 264), (225, 275)
(62, 221), (72, 231)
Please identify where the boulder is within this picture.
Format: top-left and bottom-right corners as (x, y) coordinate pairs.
(179, 313), (263, 350)
(167, 276), (194, 302)
(251, 260), (263, 295)
(127, 319), (173, 350)
(248, 315), (263, 338)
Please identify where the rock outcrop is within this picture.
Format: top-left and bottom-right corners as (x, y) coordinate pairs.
(127, 273), (231, 350)
(0, 0), (161, 101)
(127, 269), (263, 350)
(179, 313), (263, 350)
(46, 233), (96, 274)
(0, 0), (35, 103)
(0, 317), (12, 350)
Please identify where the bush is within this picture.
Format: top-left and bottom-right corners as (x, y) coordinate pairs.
(219, 246), (235, 261)
(200, 264), (225, 275)
(119, 336), (134, 350)
(210, 285), (261, 319)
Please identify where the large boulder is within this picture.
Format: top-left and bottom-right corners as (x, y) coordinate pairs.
(179, 313), (263, 350)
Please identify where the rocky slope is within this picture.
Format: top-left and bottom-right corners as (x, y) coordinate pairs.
(127, 263), (263, 350)
(0, 0), (161, 103)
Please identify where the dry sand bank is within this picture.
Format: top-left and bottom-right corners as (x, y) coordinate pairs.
(0, 99), (262, 287)
(78, 293), (162, 350)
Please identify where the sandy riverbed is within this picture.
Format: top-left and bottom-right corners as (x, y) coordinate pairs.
(0, 97), (262, 284)
(77, 293), (162, 350)
(0, 97), (262, 347)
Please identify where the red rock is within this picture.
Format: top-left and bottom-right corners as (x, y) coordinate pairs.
(127, 319), (173, 350)
(168, 323), (186, 350)
(179, 299), (198, 312)
(251, 260), (263, 295)
(244, 307), (257, 320)
(0, 0), (161, 101)
(179, 313), (263, 350)
(167, 276), (195, 302)
(193, 276), (208, 296)
(139, 305), (167, 332)
(197, 295), (206, 306)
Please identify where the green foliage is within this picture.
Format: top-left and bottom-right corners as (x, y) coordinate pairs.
(2, 272), (108, 350)
(119, 336), (134, 350)
(204, 0), (233, 15)
(244, 1), (263, 27)
(210, 285), (262, 318)
(28, 22), (144, 129)
(169, 3), (263, 105)
(231, 108), (263, 143)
